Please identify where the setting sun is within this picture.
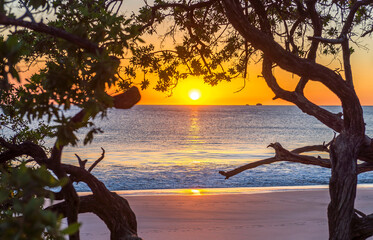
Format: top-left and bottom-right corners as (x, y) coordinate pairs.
(189, 89), (201, 101)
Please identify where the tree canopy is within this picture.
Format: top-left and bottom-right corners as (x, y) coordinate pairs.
(3, 0), (373, 239)
(128, 0), (373, 239)
(1, 1), (142, 239)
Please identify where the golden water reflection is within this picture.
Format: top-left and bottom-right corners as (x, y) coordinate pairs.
(188, 108), (205, 145)
(190, 189), (201, 195)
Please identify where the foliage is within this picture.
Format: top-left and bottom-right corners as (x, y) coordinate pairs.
(0, 1), (144, 239)
(118, 0), (373, 94)
(0, 86), (67, 239)
(121, 2), (239, 93)
(0, 86), (55, 153)
(1, 0), (141, 147)
(125, 1), (373, 239)
(0, 163), (73, 240)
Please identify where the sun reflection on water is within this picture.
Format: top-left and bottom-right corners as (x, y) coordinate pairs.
(188, 109), (205, 145)
(190, 189), (201, 195)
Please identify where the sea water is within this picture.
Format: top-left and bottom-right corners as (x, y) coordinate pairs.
(59, 105), (373, 191)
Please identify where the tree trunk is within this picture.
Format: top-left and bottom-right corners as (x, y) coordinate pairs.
(328, 133), (361, 240)
(52, 163), (141, 239)
(48, 194), (140, 240)
(53, 168), (80, 240)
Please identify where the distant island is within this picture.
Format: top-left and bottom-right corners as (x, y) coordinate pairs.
(245, 103), (263, 106)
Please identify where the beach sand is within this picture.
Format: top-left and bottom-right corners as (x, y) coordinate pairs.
(77, 187), (373, 240)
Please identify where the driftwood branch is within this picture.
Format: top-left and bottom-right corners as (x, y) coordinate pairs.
(219, 142), (331, 179)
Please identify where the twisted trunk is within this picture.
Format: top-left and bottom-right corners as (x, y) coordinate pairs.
(328, 133), (363, 239)
(49, 194), (139, 240)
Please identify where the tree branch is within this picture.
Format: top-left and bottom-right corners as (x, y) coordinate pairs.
(46, 194), (140, 240)
(88, 147), (105, 173)
(219, 142), (332, 179)
(357, 162), (373, 174)
(221, 0), (364, 134)
(352, 210), (373, 240)
(0, 13), (100, 54)
(305, 0), (322, 61)
(219, 139), (373, 179)
(341, 38), (353, 86)
(307, 36), (344, 44)
(0, 138), (48, 164)
(341, 0), (373, 37)
(75, 154), (87, 169)
(262, 57), (344, 132)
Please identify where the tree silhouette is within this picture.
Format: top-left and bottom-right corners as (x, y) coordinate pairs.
(130, 0), (373, 239)
(0, 1), (142, 239)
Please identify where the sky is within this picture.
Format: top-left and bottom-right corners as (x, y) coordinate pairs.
(121, 1), (373, 106)
(12, 1), (373, 106)
(135, 35), (373, 106)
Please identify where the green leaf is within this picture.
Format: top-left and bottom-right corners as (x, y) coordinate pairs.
(61, 223), (81, 235)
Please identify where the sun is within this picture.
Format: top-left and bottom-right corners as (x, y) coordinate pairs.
(189, 89), (201, 101)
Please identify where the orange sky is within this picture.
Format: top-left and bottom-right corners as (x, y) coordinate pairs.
(13, 2), (373, 106)
(119, 1), (373, 106)
(136, 45), (373, 106)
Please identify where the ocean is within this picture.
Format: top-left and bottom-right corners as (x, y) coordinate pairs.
(60, 105), (373, 192)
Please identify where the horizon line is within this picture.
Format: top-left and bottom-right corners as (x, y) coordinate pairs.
(135, 104), (373, 107)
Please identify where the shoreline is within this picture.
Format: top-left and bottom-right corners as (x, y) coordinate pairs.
(77, 183), (373, 196)
(76, 185), (373, 239)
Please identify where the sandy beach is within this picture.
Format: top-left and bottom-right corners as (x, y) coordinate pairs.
(76, 187), (373, 240)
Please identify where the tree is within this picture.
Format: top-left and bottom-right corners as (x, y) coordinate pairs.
(127, 0), (373, 239)
(0, 1), (142, 239)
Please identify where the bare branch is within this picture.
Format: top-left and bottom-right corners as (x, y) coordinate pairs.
(305, 0), (322, 61)
(342, 39), (353, 86)
(88, 148), (105, 173)
(307, 36), (344, 44)
(291, 144), (330, 154)
(75, 154), (87, 169)
(295, 76), (309, 93)
(220, 136), (373, 179)
(357, 162), (373, 174)
(219, 142), (332, 179)
(113, 86), (141, 109)
(262, 57), (344, 132)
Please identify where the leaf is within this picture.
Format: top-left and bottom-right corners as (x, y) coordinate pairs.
(61, 223), (81, 235)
